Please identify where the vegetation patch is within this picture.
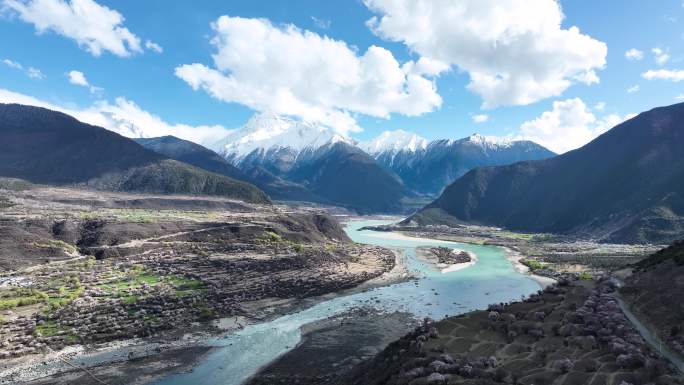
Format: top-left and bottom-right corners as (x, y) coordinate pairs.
(97, 269), (206, 300)
(35, 320), (77, 343)
(0, 288), (48, 310)
(45, 276), (85, 311)
(578, 271), (593, 280)
(32, 240), (79, 255)
(521, 259), (546, 270)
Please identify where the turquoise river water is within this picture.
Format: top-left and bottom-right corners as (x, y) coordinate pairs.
(153, 219), (542, 385)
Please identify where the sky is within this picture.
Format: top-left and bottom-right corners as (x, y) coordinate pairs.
(1, 0), (684, 153)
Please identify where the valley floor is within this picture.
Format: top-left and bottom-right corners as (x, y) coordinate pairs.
(0, 186), (396, 384)
(248, 223), (682, 385)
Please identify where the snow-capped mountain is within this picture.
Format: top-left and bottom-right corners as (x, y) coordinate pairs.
(212, 112), (354, 168)
(462, 133), (515, 149)
(210, 112), (555, 209)
(364, 131), (556, 195)
(360, 130), (428, 156)
(211, 113), (407, 213)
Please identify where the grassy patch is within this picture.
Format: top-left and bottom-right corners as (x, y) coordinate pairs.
(578, 271), (593, 280)
(0, 288), (49, 310)
(121, 295), (139, 305)
(98, 269), (205, 300)
(32, 240), (79, 255)
(259, 231), (283, 243)
(521, 259), (546, 270)
(36, 321), (77, 342)
(47, 286), (84, 310)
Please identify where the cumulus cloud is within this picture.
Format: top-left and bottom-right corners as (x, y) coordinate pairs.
(642, 69), (684, 82)
(144, 39), (163, 54)
(364, 0), (607, 108)
(0, 88), (232, 144)
(67, 70), (88, 86)
(652, 47), (670, 66)
(594, 101), (606, 111)
(1, 0), (144, 57)
(627, 85), (640, 93)
(67, 69), (101, 93)
(519, 98), (633, 154)
(2, 57), (44, 79)
(471, 114), (489, 123)
(175, 16), (442, 135)
(625, 48), (644, 61)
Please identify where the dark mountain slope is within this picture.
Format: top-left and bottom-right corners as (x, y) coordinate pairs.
(412, 102), (684, 243)
(135, 136), (318, 202)
(288, 142), (409, 213)
(622, 241), (684, 360)
(134, 136), (249, 181)
(0, 104), (269, 204)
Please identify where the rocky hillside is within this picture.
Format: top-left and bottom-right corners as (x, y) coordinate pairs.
(0, 104), (269, 204)
(412, 102), (684, 244)
(622, 241), (684, 359)
(343, 278), (682, 385)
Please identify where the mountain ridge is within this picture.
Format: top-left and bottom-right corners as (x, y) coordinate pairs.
(410, 102), (684, 244)
(0, 104), (270, 204)
(364, 131), (555, 195)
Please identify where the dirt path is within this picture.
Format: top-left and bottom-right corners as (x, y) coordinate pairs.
(99, 223), (244, 249)
(614, 294), (684, 374)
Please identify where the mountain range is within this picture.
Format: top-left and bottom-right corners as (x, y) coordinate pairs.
(0, 103), (559, 215)
(410, 102), (684, 244)
(0, 104), (270, 204)
(210, 113), (408, 213)
(207, 113), (554, 212)
(360, 130), (555, 195)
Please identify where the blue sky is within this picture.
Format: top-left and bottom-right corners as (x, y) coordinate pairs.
(1, 0), (683, 153)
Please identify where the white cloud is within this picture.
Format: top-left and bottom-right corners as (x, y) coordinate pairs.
(175, 16), (442, 135)
(364, 0), (607, 108)
(2, 0), (143, 57)
(0, 88), (232, 144)
(642, 69), (684, 82)
(594, 101), (606, 111)
(2, 58), (22, 69)
(144, 39), (163, 54)
(26, 67), (44, 79)
(627, 84), (640, 93)
(573, 69), (600, 85)
(625, 48), (644, 61)
(652, 47), (670, 66)
(471, 114), (489, 123)
(67, 69), (102, 93)
(67, 70), (88, 86)
(519, 98), (632, 153)
(2, 58), (44, 79)
(310, 16), (330, 29)
(676, 94), (684, 101)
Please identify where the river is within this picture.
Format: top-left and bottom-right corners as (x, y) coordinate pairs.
(153, 219), (543, 385)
